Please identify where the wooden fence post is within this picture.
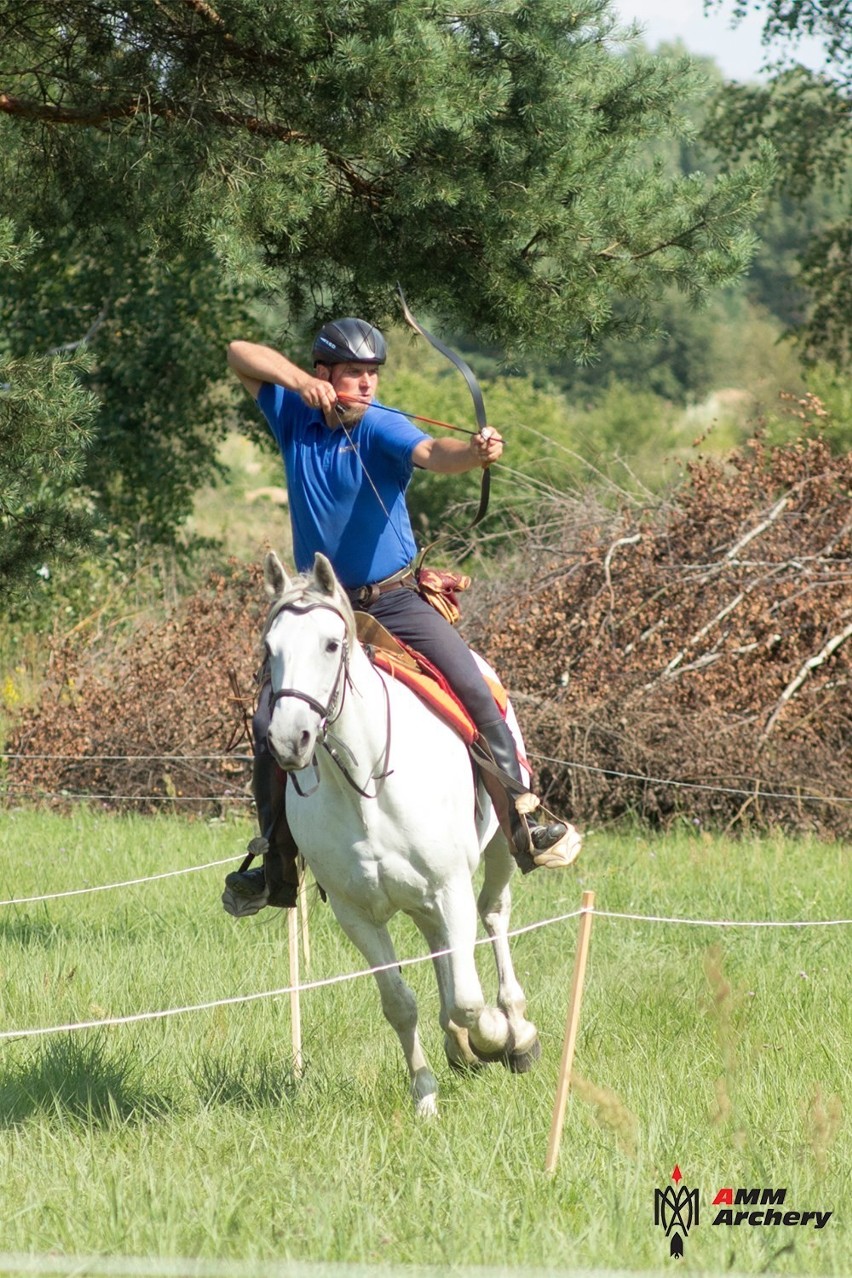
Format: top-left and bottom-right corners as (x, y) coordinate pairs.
(545, 889), (596, 1174)
(288, 907), (303, 1077)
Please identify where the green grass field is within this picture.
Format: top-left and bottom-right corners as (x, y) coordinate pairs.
(0, 810), (848, 1276)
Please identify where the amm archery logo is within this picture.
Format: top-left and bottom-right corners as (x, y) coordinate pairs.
(654, 1166), (699, 1259)
(710, 1186), (832, 1230)
(654, 1170), (833, 1260)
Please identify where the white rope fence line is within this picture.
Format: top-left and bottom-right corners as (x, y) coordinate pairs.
(529, 751), (852, 804)
(0, 855), (242, 907)
(0, 1255), (647, 1278)
(0, 753), (252, 762)
(1, 904), (849, 1044)
(4, 749), (850, 805)
(596, 907), (852, 928)
(3, 793), (253, 803)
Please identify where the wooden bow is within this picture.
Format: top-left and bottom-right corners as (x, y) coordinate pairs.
(397, 284), (491, 527)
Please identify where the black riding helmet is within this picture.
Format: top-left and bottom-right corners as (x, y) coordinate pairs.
(312, 318), (387, 367)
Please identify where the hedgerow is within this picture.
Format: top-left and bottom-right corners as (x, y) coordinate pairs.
(4, 563), (263, 814)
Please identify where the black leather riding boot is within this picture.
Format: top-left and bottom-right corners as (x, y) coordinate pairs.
(476, 718), (568, 874)
(249, 751), (299, 908)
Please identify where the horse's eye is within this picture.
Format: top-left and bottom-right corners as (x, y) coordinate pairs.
(325, 639), (340, 655)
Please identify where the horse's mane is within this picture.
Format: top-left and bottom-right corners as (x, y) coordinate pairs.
(261, 567), (357, 647)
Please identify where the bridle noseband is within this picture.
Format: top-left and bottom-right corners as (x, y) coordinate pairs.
(266, 596), (392, 799)
(268, 599), (350, 728)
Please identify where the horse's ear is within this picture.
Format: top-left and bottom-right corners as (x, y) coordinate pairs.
(313, 553), (338, 598)
(264, 550), (290, 598)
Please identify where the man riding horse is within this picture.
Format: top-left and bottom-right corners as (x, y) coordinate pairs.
(226, 318), (573, 909)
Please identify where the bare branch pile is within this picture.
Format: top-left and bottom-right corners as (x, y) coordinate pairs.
(465, 435), (851, 836)
(5, 563), (264, 813)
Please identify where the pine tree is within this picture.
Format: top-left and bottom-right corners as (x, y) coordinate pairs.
(0, 0), (772, 584)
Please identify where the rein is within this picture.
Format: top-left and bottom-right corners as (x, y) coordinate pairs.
(268, 597), (393, 799)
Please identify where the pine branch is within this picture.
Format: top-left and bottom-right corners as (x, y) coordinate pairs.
(0, 91), (307, 142)
(172, 0), (287, 67)
(595, 220), (710, 262)
(181, 0), (228, 30)
(46, 301), (110, 355)
(0, 92), (386, 204)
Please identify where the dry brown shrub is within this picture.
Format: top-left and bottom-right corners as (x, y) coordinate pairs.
(5, 435), (850, 835)
(5, 562), (265, 812)
(465, 435), (851, 836)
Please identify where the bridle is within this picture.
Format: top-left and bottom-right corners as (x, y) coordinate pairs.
(266, 597), (392, 799)
(269, 600), (350, 727)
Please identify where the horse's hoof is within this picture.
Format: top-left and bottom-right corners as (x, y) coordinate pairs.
(506, 1034), (541, 1074)
(414, 1093), (439, 1119)
(445, 1048), (487, 1075)
(468, 1044), (507, 1065)
(444, 1029), (486, 1074)
(469, 1024), (515, 1065)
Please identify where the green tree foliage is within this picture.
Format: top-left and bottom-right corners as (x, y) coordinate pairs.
(3, 228), (255, 546)
(0, 109), (257, 549)
(0, 222), (97, 601)
(509, 43), (797, 406)
(0, 0), (773, 585)
(705, 1), (852, 365)
(715, 0), (852, 74)
(1, 0), (770, 354)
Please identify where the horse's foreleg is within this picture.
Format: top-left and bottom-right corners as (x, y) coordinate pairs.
(478, 833), (540, 1070)
(429, 951), (482, 1072)
(425, 886), (511, 1060)
(329, 899), (439, 1117)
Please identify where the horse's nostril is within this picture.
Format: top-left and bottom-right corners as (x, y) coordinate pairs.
(299, 730), (311, 754)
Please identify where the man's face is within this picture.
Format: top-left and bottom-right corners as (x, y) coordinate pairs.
(322, 362), (379, 425)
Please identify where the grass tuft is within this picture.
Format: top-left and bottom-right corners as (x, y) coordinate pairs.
(0, 1035), (173, 1128)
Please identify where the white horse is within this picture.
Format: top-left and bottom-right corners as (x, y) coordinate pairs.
(259, 550), (558, 1117)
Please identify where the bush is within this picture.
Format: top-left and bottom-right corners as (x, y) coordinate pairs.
(4, 562), (264, 812)
(465, 433), (851, 836)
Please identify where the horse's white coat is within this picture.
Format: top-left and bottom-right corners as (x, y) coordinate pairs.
(263, 552), (538, 1116)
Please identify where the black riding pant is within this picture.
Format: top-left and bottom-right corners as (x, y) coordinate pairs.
(359, 584), (502, 730)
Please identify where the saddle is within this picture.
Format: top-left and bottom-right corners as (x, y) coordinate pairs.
(355, 612), (508, 745)
(355, 613), (558, 870)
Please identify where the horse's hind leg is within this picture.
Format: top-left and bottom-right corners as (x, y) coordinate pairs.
(329, 899), (439, 1117)
(478, 833), (540, 1072)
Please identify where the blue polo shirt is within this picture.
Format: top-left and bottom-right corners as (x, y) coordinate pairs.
(257, 383), (430, 589)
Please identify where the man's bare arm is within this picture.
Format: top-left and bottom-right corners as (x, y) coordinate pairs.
(227, 341), (337, 412)
(412, 427), (502, 474)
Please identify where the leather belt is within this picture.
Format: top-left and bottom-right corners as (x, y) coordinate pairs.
(347, 566), (416, 608)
